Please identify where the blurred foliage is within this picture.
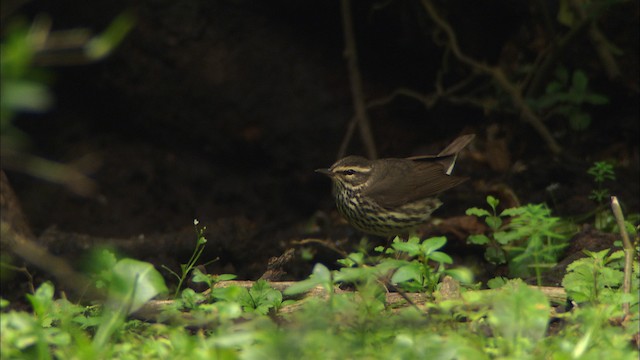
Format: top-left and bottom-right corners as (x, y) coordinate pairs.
(0, 12), (134, 194)
(527, 67), (609, 131)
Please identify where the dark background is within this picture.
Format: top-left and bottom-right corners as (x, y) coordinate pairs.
(4, 0), (639, 280)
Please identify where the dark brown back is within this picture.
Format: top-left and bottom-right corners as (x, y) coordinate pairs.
(363, 158), (467, 209)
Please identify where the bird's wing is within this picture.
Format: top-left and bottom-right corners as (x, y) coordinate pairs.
(363, 158), (467, 209)
(406, 134), (475, 175)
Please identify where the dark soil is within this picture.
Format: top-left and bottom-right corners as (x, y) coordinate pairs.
(2, 0), (638, 302)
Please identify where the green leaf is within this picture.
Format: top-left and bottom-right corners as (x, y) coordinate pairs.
(392, 240), (421, 256)
(191, 268), (212, 286)
(571, 70), (588, 94)
(468, 234), (490, 245)
(444, 268), (474, 284)
(391, 263), (423, 284)
(211, 285), (244, 302)
(1, 80), (53, 113)
(488, 281), (550, 347)
(421, 236), (447, 253)
(26, 282), (55, 326)
(486, 195), (500, 210)
(466, 208), (490, 217)
(583, 93), (609, 105)
(562, 249), (625, 304)
(216, 274), (237, 282)
(493, 231), (515, 245)
(180, 288), (206, 309)
(334, 267), (376, 283)
(338, 252), (365, 268)
(485, 216), (502, 230)
(243, 280), (282, 314)
(284, 263), (332, 295)
(500, 207), (523, 217)
(487, 276), (508, 289)
(429, 251), (453, 264)
(108, 258), (168, 314)
(85, 12), (135, 60)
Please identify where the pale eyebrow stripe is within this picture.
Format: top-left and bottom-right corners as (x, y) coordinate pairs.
(332, 166), (371, 173)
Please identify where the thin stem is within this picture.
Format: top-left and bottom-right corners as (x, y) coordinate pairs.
(340, 0), (377, 159)
(610, 196), (634, 316)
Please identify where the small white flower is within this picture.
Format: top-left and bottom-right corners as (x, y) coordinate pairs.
(546, 183), (560, 193)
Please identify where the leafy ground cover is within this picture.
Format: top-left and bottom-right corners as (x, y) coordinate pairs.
(2, 203), (637, 359)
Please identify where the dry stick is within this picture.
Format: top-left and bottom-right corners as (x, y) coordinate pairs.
(340, 0), (377, 160)
(294, 238), (350, 258)
(0, 225), (103, 302)
(366, 74), (480, 113)
(610, 196), (635, 317)
(420, 0), (563, 155)
(137, 281), (566, 321)
(1, 150), (97, 196)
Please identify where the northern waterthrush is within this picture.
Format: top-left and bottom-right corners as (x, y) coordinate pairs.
(316, 134), (475, 236)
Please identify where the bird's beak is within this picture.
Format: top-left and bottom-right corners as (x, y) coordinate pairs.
(315, 168), (333, 177)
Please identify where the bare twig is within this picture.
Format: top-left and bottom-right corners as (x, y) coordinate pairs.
(0, 149), (98, 196)
(610, 196), (635, 317)
(340, 0), (377, 159)
(364, 73), (482, 114)
(293, 238), (350, 258)
(420, 0), (563, 154)
(0, 225), (103, 302)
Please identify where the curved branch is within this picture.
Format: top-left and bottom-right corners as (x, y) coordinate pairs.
(421, 0), (563, 154)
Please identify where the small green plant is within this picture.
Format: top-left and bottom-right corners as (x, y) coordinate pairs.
(375, 236), (472, 293)
(527, 66), (609, 131)
(162, 219), (216, 298)
(587, 161), (616, 229)
(164, 276), (289, 324)
(191, 268), (237, 290)
(562, 249), (638, 306)
(588, 161), (616, 203)
(1, 256), (168, 358)
(467, 196), (572, 284)
(466, 195), (510, 264)
(2, 282), (97, 359)
(287, 235), (472, 297)
(235, 280), (288, 315)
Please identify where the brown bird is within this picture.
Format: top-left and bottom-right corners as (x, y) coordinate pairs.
(316, 134), (475, 236)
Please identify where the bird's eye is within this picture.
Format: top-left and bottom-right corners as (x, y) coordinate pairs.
(343, 170), (356, 176)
